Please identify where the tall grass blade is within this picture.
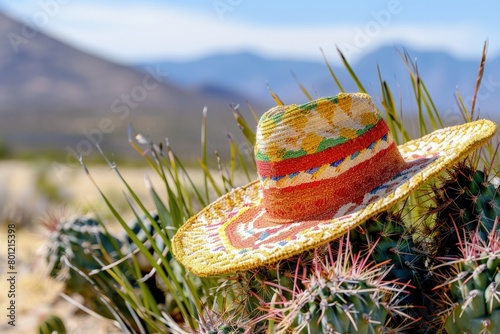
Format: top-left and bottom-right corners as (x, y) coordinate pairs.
(336, 46), (366, 93)
(198, 158), (223, 197)
(267, 83), (284, 106)
(422, 86), (442, 129)
(320, 47), (345, 92)
(454, 91), (471, 123)
(82, 152), (205, 330)
(291, 71), (313, 101)
(201, 106), (209, 201)
(376, 65), (411, 144)
(228, 133), (254, 183)
(246, 101), (260, 124)
(171, 152), (208, 209)
(231, 104), (256, 146)
(227, 134), (237, 183)
(471, 40), (488, 119)
(401, 50), (430, 136)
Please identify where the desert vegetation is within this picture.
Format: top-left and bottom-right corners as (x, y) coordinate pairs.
(11, 44), (500, 333)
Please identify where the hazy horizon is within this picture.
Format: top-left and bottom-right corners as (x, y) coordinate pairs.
(0, 1), (496, 65)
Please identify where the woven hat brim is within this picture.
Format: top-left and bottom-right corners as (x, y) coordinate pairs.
(172, 120), (497, 277)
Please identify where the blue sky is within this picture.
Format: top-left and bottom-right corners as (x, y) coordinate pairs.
(1, 0), (498, 64)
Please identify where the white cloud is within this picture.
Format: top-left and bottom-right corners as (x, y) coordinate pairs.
(11, 2), (495, 64)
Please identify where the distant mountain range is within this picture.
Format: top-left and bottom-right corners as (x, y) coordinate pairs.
(137, 48), (500, 119)
(0, 12), (252, 160)
(1, 11), (498, 161)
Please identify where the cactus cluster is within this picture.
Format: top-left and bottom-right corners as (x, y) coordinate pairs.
(42, 159), (500, 333)
(220, 158), (499, 333)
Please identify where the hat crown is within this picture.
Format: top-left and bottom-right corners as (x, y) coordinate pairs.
(255, 93), (407, 223)
(256, 93), (380, 162)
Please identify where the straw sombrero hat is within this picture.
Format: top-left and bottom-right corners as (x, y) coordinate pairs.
(172, 92), (497, 277)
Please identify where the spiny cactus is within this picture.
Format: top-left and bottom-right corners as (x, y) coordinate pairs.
(428, 158), (500, 258)
(349, 208), (437, 332)
(43, 215), (140, 327)
(419, 158), (500, 332)
(214, 250), (316, 333)
(197, 308), (255, 334)
(44, 216), (122, 298)
(260, 237), (412, 333)
(350, 210), (429, 294)
(433, 229), (500, 333)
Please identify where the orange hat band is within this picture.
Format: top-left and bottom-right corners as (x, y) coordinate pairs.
(263, 142), (406, 222)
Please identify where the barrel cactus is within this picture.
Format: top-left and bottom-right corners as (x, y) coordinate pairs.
(350, 209), (436, 332)
(264, 237), (412, 333)
(428, 159), (500, 258)
(43, 215), (136, 321)
(44, 216), (122, 296)
(425, 157), (500, 332)
(434, 230), (500, 333)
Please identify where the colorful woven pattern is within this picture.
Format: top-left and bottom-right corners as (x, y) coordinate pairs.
(256, 94), (405, 222)
(255, 94), (380, 162)
(172, 93), (497, 277)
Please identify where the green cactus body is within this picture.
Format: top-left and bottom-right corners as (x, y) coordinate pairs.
(429, 219), (500, 334)
(441, 254), (500, 333)
(44, 216), (136, 322)
(349, 210), (432, 331)
(350, 211), (427, 288)
(37, 315), (67, 334)
(426, 161), (500, 332)
(45, 217), (122, 295)
(431, 162), (500, 257)
(297, 278), (391, 333)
